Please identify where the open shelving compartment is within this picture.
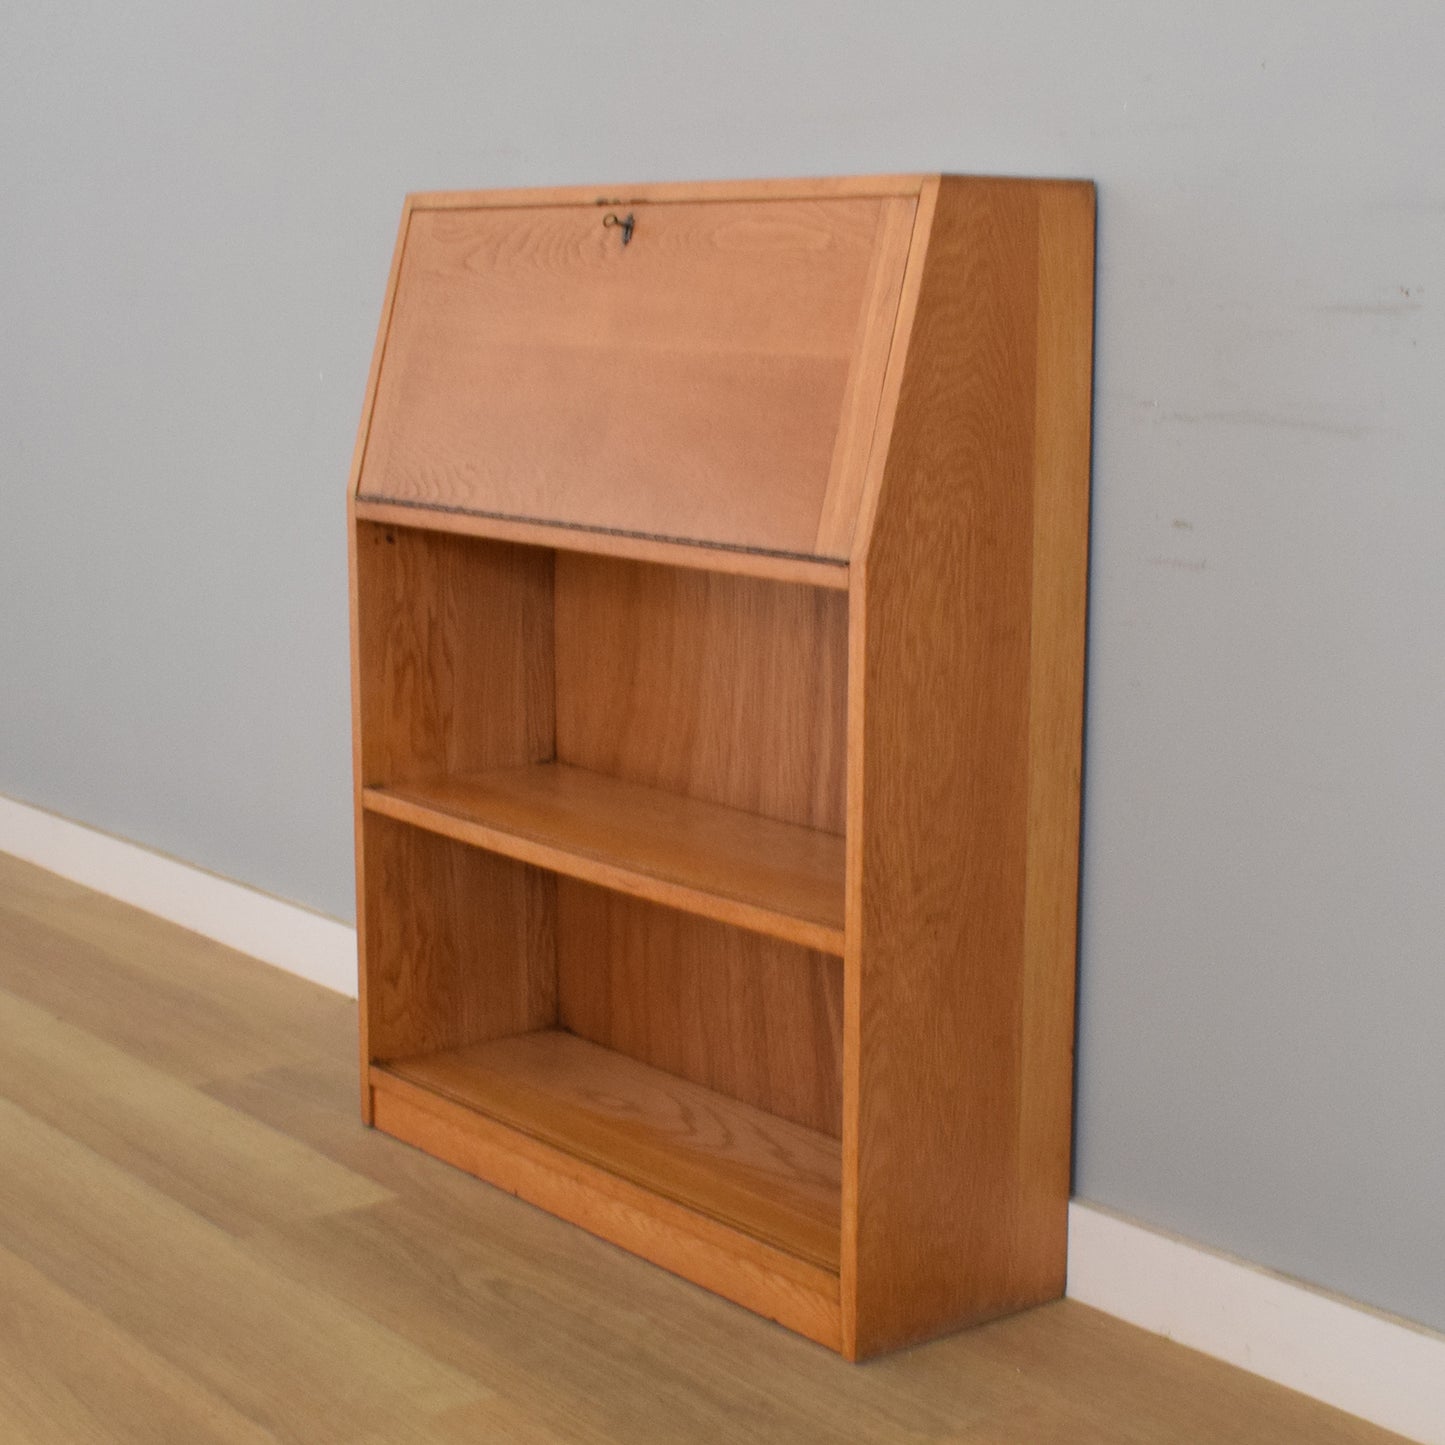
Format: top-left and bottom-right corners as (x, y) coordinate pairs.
(349, 174), (1095, 1357)
(355, 524), (850, 1308)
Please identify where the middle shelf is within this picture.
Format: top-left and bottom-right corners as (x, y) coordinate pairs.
(362, 762), (846, 955)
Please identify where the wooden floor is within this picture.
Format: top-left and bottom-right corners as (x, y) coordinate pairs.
(0, 851), (1407, 1445)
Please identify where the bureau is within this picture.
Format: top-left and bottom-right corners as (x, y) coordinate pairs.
(347, 173), (1095, 1357)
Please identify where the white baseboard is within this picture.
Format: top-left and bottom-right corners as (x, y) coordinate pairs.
(0, 793), (358, 998)
(2, 792), (1440, 1441)
(1068, 1201), (1445, 1444)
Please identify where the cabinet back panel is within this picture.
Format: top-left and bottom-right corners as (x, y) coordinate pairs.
(363, 814), (557, 1062)
(355, 524), (554, 787)
(556, 881), (843, 1137)
(554, 553), (847, 834)
(358, 198), (909, 557)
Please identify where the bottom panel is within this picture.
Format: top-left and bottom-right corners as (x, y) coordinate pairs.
(370, 1065), (842, 1351)
(374, 1030), (840, 1266)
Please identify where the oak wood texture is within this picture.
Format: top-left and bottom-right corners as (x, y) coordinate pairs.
(553, 551), (847, 833)
(812, 196), (918, 557)
(556, 882), (844, 1137)
(361, 816), (556, 1064)
(349, 202), (435, 1126)
(350, 503), (371, 1123)
(811, 196), (918, 556)
(363, 762), (845, 954)
(409, 174), (930, 208)
(357, 196), (911, 559)
(842, 176), (1096, 1357)
(352, 522), (554, 1114)
(0, 852), (1411, 1445)
(367, 1075), (843, 1350)
(354, 524), (554, 788)
(349, 173), (1097, 1359)
(353, 496), (851, 590)
(1017, 180), (1097, 1314)
(375, 1029), (840, 1269)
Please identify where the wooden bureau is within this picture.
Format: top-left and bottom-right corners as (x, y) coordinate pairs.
(347, 174), (1095, 1357)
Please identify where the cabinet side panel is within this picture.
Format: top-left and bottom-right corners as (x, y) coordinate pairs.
(553, 554), (847, 833)
(347, 201), (413, 504)
(1017, 183), (1095, 1294)
(556, 881), (844, 1137)
(812, 195), (918, 557)
(846, 178), (1092, 1356)
(350, 505), (372, 1117)
(355, 525), (555, 786)
(363, 815), (557, 1062)
(350, 204), (412, 1115)
(354, 524), (557, 1075)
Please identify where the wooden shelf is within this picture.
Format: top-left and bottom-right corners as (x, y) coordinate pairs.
(372, 1030), (841, 1270)
(362, 763), (845, 955)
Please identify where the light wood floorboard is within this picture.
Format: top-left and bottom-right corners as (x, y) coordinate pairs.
(0, 851), (1409, 1444)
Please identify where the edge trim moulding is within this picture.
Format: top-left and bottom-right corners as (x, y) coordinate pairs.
(1068, 1202), (1445, 1445)
(0, 792), (357, 998)
(1, 789), (1440, 1444)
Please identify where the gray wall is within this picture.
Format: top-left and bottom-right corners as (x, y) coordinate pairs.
(2, 2), (1442, 1333)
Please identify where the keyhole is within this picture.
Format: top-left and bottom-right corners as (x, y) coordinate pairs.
(603, 212), (635, 246)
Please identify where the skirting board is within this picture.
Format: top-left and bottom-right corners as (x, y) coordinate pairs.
(1, 790), (1441, 1441)
(0, 792), (357, 998)
(1069, 1206), (1445, 1444)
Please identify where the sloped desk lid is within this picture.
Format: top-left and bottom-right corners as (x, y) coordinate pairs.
(355, 183), (917, 561)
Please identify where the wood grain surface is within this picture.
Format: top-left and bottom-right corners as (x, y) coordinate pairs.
(353, 524), (554, 788)
(364, 763), (845, 954)
(353, 524), (556, 1099)
(378, 1023), (843, 1271)
(358, 198), (908, 558)
(352, 497), (851, 590)
(812, 196), (918, 556)
(554, 552), (848, 833)
(376, 1029), (841, 1270)
(556, 881), (844, 1136)
(361, 816), (556, 1064)
(347, 201), (415, 1118)
(843, 177), (1095, 1357)
(1016, 180), (1097, 1308)
(367, 1072), (844, 1351)
(350, 494), (372, 1119)
(407, 174), (929, 209)
(0, 851), (1410, 1445)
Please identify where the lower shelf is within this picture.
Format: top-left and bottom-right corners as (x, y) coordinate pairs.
(373, 1030), (840, 1267)
(370, 1032), (842, 1349)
